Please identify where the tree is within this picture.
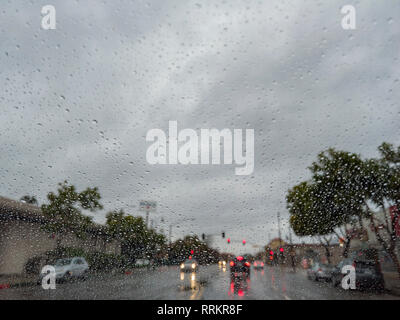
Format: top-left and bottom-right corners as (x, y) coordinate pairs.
(287, 144), (400, 278)
(106, 210), (166, 262)
(288, 149), (372, 259)
(20, 195), (38, 205)
(169, 235), (219, 264)
(362, 143), (400, 277)
(41, 181), (103, 245)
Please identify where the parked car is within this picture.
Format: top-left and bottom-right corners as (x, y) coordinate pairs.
(180, 259), (199, 272)
(330, 255), (385, 291)
(307, 262), (333, 281)
(39, 257), (89, 284)
(135, 259), (151, 268)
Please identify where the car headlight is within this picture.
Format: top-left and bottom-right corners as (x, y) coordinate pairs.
(180, 264), (184, 269)
(222, 261), (226, 266)
(191, 263), (196, 269)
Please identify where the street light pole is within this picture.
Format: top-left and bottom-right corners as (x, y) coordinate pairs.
(145, 210), (150, 228)
(277, 212), (282, 247)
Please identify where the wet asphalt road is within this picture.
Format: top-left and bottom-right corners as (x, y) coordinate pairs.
(0, 265), (398, 300)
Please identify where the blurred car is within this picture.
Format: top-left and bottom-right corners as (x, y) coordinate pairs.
(180, 259), (199, 272)
(253, 260), (264, 269)
(330, 257), (384, 291)
(307, 262), (333, 281)
(229, 256), (251, 277)
(229, 275), (250, 297)
(135, 258), (151, 268)
(39, 257), (89, 283)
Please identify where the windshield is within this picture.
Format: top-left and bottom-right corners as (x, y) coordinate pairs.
(0, 0), (399, 303)
(55, 259), (71, 267)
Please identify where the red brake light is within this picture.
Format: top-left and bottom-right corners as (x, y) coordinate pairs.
(230, 261), (235, 267)
(244, 262), (250, 267)
(237, 256), (244, 261)
(261, 262), (264, 266)
(254, 262), (257, 266)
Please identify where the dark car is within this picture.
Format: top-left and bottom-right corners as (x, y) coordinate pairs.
(253, 260), (264, 270)
(330, 254), (384, 291)
(229, 256), (251, 277)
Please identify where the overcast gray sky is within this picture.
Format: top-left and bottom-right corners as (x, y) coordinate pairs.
(1, 0), (399, 254)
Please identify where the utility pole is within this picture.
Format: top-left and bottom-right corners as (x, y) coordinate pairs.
(289, 228), (296, 272)
(169, 224), (172, 245)
(277, 212), (282, 246)
(145, 209), (150, 228)
(277, 212), (282, 265)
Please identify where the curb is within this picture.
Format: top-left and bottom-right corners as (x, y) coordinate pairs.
(0, 280), (37, 290)
(0, 284), (10, 290)
(9, 281), (37, 289)
(387, 287), (400, 297)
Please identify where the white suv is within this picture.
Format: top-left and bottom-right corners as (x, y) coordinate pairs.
(50, 257), (89, 282)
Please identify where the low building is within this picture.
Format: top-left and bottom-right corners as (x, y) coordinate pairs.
(0, 196), (121, 275)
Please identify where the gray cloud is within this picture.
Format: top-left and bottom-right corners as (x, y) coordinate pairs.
(1, 0), (399, 254)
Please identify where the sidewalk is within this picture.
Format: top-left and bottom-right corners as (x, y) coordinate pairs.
(382, 271), (400, 297)
(0, 274), (37, 289)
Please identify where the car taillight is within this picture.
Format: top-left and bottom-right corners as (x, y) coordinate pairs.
(254, 262), (257, 266)
(261, 262), (264, 266)
(244, 262), (250, 267)
(230, 261), (235, 267)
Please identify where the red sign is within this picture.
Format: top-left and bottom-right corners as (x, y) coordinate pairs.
(389, 205), (400, 237)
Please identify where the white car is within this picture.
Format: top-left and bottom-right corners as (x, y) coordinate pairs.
(180, 259), (199, 272)
(40, 257), (89, 283)
(135, 259), (151, 267)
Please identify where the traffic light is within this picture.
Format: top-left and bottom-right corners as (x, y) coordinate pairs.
(227, 238), (231, 244)
(222, 232), (225, 238)
(242, 239), (246, 245)
(190, 250), (194, 255)
(279, 247), (284, 253)
(201, 233), (205, 240)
